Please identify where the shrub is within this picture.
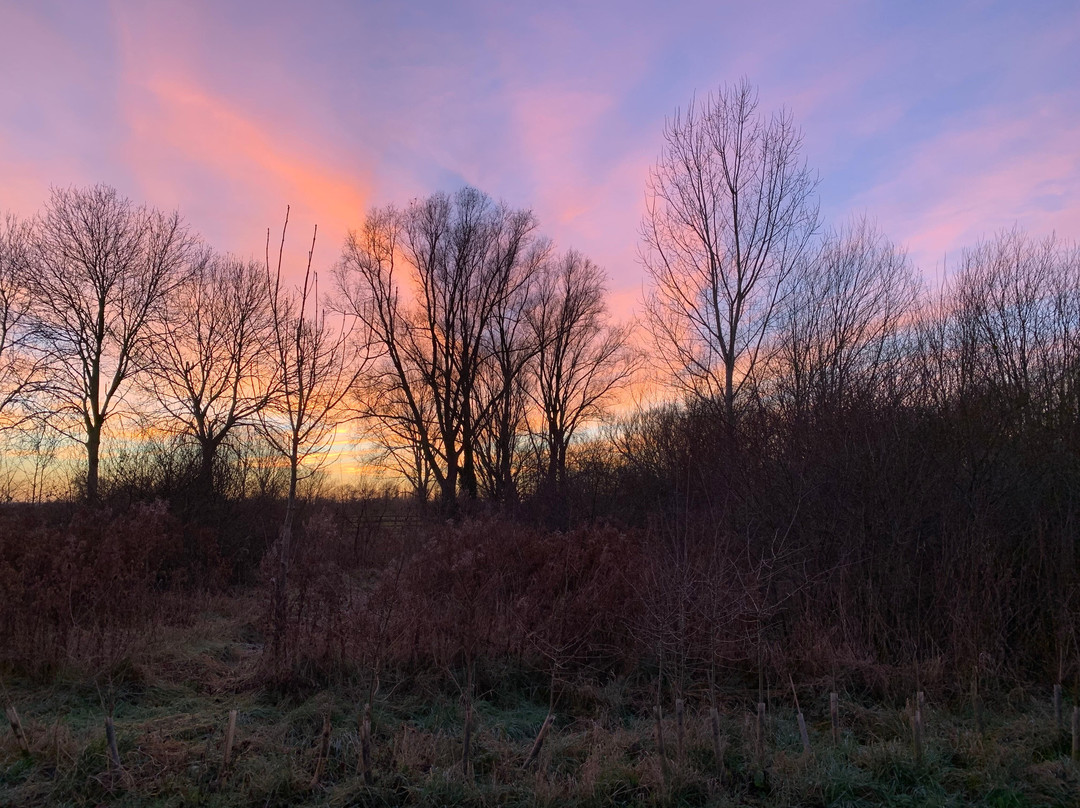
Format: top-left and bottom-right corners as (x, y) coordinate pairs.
(0, 501), (181, 675)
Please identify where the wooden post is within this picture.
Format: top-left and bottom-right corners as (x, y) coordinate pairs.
(104, 716), (122, 772)
(358, 704), (373, 784)
(310, 713), (332, 788)
(654, 704), (670, 782)
(223, 709), (238, 770)
(912, 701), (924, 763)
(830, 692), (840, 746)
(675, 698), (685, 764)
(462, 662), (474, 780)
(796, 711), (811, 757)
(524, 713), (553, 768)
(710, 706), (725, 781)
(755, 701), (766, 770)
(52, 714), (61, 772)
(462, 700), (473, 778)
(1072, 706), (1079, 762)
(1054, 683), (1063, 730)
(5, 703), (29, 755)
(789, 676), (810, 757)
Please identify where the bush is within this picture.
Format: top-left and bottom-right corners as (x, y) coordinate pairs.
(0, 501), (182, 675)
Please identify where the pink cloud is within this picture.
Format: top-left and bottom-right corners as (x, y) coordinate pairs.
(850, 95), (1080, 277)
(105, 78), (368, 289)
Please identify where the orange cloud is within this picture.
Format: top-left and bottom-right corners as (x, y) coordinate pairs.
(119, 72), (371, 271)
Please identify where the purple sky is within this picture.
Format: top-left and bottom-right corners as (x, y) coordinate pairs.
(2, 0), (1078, 317)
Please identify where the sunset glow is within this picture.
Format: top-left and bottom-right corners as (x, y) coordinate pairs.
(2, 0), (1079, 491)
(3, 1), (1074, 299)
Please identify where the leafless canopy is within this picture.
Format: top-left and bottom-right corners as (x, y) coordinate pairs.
(0, 214), (46, 429)
(261, 208), (369, 666)
(528, 249), (636, 492)
(145, 251), (277, 495)
(337, 188), (541, 507)
(642, 80), (819, 424)
(260, 209), (366, 511)
(771, 217), (923, 418)
(25, 185), (194, 501)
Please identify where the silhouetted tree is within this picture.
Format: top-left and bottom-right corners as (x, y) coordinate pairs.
(0, 214), (45, 429)
(26, 185), (193, 502)
(146, 252), (276, 498)
(770, 217), (921, 422)
(470, 237), (548, 504)
(337, 188), (539, 508)
(642, 80), (818, 428)
(262, 209), (367, 666)
(528, 250), (635, 497)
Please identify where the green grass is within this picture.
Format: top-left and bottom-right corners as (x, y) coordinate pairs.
(4, 594), (1080, 806)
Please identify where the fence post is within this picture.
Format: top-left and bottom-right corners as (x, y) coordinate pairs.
(5, 703), (29, 755)
(652, 708), (669, 782)
(310, 714), (332, 788)
(755, 701), (767, 773)
(524, 713), (554, 768)
(675, 698), (685, 764)
(104, 715), (124, 776)
(1072, 706), (1079, 763)
(223, 709), (238, 771)
(972, 678), (984, 736)
(912, 699), (924, 763)
(710, 706), (725, 781)
(358, 704), (373, 784)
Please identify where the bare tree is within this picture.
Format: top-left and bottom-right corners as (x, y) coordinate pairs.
(26, 185), (193, 502)
(528, 249), (635, 495)
(337, 188), (539, 508)
(642, 80), (818, 427)
(0, 214), (45, 430)
(336, 206), (432, 498)
(914, 230), (1079, 421)
(262, 208), (367, 665)
(956, 230), (1072, 418)
(145, 252), (276, 498)
(771, 217), (922, 420)
(471, 238), (549, 503)
(366, 379), (438, 501)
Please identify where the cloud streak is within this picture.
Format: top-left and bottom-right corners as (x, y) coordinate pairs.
(0, 0), (1076, 295)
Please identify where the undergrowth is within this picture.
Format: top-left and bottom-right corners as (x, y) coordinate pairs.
(3, 591), (1080, 807)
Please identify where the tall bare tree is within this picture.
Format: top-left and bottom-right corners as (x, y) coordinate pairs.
(145, 252), (276, 498)
(337, 188), (539, 508)
(528, 250), (635, 494)
(642, 80), (818, 427)
(262, 209), (367, 665)
(471, 237), (549, 503)
(0, 214), (45, 430)
(26, 185), (193, 501)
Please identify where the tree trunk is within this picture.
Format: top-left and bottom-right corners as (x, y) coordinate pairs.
(197, 436), (219, 500)
(271, 454), (299, 667)
(85, 424), (101, 503)
(460, 399), (478, 500)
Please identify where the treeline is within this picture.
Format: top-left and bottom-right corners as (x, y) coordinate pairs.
(1, 81), (1079, 692)
(0, 185), (634, 512)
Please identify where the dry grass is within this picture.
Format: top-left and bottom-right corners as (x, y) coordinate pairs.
(4, 590), (1080, 806)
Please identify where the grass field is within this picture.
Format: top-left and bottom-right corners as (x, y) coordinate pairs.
(3, 591), (1080, 807)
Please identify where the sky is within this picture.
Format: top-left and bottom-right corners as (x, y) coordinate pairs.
(2, 0), (1079, 315)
